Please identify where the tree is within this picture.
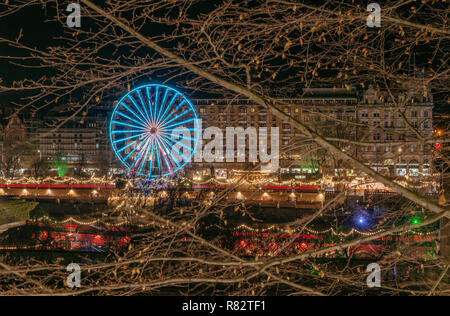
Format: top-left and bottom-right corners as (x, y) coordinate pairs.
(74, 153), (86, 177)
(0, 0), (448, 296)
(0, 141), (34, 178)
(31, 157), (49, 178)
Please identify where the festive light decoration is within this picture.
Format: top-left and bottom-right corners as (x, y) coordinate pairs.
(0, 175), (115, 185)
(232, 223), (437, 237)
(33, 214), (175, 229)
(109, 84), (200, 179)
(36, 216), (130, 227)
(411, 217), (421, 225)
(356, 215), (368, 228)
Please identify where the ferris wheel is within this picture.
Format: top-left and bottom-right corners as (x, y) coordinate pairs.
(109, 84), (200, 178)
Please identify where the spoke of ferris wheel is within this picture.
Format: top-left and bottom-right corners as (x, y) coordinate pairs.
(160, 137), (181, 169)
(113, 133), (143, 144)
(111, 129), (145, 134)
(130, 136), (152, 171)
(156, 88), (169, 124)
(128, 95), (149, 125)
(157, 92), (178, 126)
(170, 127), (197, 132)
(159, 100), (187, 125)
(116, 140), (137, 153)
(154, 86), (159, 125)
(160, 133), (193, 154)
(119, 102), (148, 126)
(123, 134), (150, 163)
(137, 89), (151, 124)
(159, 134), (189, 162)
(122, 144), (139, 165)
(139, 136), (153, 174)
(156, 137), (175, 174)
(132, 137), (151, 172)
(111, 120), (146, 130)
(148, 137), (155, 178)
(146, 87), (154, 125)
(115, 111), (147, 128)
(154, 136), (161, 174)
(159, 130), (196, 144)
(161, 117), (197, 131)
(160, 108), (192, 129)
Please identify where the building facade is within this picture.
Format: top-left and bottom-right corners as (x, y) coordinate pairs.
(37, 113), (112, 174)
(191, 85), (434, 181)
(0, 84), (435, 182)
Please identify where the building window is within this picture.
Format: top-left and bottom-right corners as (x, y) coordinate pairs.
(409, 160), (419, 176)
(397, 163), (407, 176)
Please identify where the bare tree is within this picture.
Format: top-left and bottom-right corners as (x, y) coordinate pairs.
(0, 0), (448, 296)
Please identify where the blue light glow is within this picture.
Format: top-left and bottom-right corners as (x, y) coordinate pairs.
(109, 84), (199, 178)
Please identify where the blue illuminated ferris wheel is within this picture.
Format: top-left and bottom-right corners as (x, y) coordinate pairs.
(109, 84), (200, 179)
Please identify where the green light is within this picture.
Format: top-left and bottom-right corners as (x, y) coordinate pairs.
(411, 217), (420, 225)
(52, 154), (68, 177)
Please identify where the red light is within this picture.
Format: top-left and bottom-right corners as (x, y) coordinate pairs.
(435, 143), (442, 150)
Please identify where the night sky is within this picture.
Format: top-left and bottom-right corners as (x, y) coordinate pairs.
(0, 1), (448, 119)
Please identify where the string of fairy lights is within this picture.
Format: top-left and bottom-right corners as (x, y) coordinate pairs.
(232, 223), (438, 237)
(34, 216), (130, 227)
(32, 216), (166, 229)
(27, 214), (438, 240)
(184, 170), (321, 186)
(0, 175), (115, 185)
(0, 173), (439, 192)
